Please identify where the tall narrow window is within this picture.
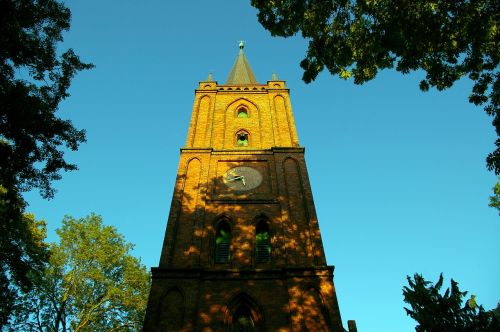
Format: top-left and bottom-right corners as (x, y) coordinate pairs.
(236, 131), (249, 147)
(232, 305), (255, 332)
(237, 107), (249, 118)
(225, 293), (262, 332)
(215, 221), (231, 263)
(159, 289), (184, 330)
(255, 221), (271, 263)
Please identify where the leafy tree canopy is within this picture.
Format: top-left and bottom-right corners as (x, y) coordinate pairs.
(251, 0), (499, 173)
(0, 0), (93, 199)
(0, 0), (92, 325)
(7, 214), (151, 332)
(0, 211), (48, 327)
(488, 178), (500, 214)
(403, 273), (500, 331)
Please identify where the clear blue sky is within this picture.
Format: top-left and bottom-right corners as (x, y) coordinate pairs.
(23, 1), (499, 331)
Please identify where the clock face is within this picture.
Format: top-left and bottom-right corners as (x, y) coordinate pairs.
(223, 166), (263, 191)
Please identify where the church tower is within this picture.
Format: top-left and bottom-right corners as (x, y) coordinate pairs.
(144, 43), (356, 332)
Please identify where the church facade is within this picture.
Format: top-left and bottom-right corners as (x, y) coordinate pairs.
(143, 44), (356, 332)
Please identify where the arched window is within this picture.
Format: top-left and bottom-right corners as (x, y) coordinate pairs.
(159, 288), (184, 330)
(232, 305), (255, 332)
(236, 130), (249, 147)
(237, 107), (249, 118)
(215, 221), (231, 263)
(225, 293), (262, 331)
(255, 220), (271, 263)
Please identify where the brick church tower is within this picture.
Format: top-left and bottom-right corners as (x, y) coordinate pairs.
(143, 43), (356, 332)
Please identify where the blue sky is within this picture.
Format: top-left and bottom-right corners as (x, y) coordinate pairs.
(23, 1), (499, 331)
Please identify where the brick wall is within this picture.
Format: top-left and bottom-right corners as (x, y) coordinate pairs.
(144, 80), (347, 332)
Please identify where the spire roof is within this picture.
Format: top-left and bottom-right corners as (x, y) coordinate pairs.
(225, 41), (258, 85)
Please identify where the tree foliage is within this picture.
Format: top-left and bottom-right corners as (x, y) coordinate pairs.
(0, 0), (93, 198)
(403, 273), (500, 331)
(0, 0), (92, 325)
(7, 214), (151, 332)
(251, 0), (499, 173)
(0, 211), (48, 327)
(493, 302), (500, 321)
(488, 178), (500, 214)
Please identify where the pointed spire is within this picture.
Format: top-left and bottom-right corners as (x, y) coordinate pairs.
(207, 72), (214, 81)
(226, 41), (258, 85)
(271, 72), (278, 80)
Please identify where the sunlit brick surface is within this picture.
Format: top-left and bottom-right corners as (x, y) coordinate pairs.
(144, 75), (350, 331)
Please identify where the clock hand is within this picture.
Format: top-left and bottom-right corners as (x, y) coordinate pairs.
(226, 175), (243, 182)
(241, 176), (246, 186)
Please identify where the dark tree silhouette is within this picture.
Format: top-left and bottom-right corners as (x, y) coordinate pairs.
(403, 274), (500, 331)
(251, 0), (499, 174)
(0, 0), (92, 326)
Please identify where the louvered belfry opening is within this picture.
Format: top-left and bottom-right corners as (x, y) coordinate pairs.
(236, 130), (249, 147)
(215, 220), (231, 263)
(255, 219), (270, 263)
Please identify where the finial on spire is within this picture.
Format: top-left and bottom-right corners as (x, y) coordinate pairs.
(226, 41), (258, 84)
(271, 72), (278, 80)
(207, 72), (213, 81)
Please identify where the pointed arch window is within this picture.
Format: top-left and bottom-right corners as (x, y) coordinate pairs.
(159, 288), (184, 330)
(237, 107), (249, 118)
(255, 220), (271, 263)
(226, 293), (262, 332)
(232, 305), (255, 332)
(215, 220), (231, 263)
(236, 130), (249, 147)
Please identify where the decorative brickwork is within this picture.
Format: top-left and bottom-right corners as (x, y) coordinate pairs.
(144, 47), (354, 331)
